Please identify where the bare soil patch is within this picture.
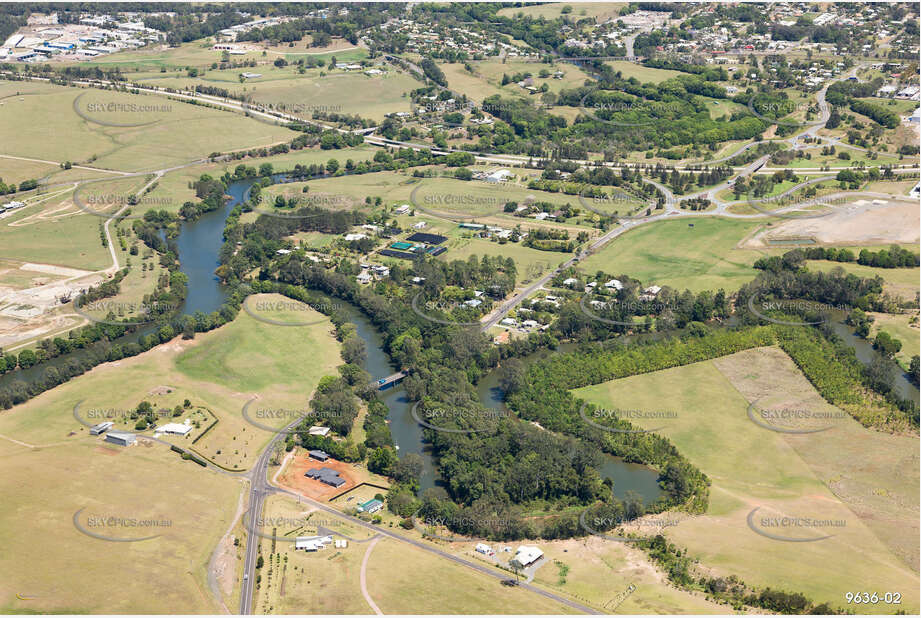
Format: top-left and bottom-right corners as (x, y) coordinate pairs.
(743, 198), (919, 248)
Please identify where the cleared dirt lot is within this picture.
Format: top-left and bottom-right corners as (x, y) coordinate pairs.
(744, 198), (919, 247)
(276, 449), (359, 501)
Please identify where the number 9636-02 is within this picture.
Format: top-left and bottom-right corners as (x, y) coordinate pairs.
(845, 592), (901, 605)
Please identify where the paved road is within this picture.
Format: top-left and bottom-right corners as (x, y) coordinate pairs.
(238, 400), (297, 615)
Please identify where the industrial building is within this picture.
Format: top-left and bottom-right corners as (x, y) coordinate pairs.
(89, 421), (113, 435)
(105, 431), (136, 447)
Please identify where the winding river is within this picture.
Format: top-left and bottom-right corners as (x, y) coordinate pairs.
(2, 174), (916, 502)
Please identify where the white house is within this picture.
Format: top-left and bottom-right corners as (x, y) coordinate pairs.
(356, 272), (373, 284)
(562, 277), (579, 287)
(475, 543), (492, 555)
(344, 233), (367, 241)
(308, 426), (330, 436)
(394, 204), (411, 215)
(604, 279), (623, 290)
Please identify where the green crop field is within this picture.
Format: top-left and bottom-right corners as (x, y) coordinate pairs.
(574, 346), (919, 612)
(579, 217), (765, 293)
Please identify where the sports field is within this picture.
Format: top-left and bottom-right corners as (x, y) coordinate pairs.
(574, 347), (919, 612)
(579, 217), (765, 293)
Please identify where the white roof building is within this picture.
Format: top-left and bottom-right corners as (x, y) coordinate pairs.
(605, 279), (623, 290)
(475, 543), (492, 554)
(309, 426), (330, 436)
(156, 423), (192, 436)
(511, 545), (543, 568)
(344, 233), (368, 241)
(562, 277), (579, 286)
(295, 535), (333, 551)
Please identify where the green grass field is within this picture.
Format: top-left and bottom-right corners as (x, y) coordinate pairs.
(806, 259), (920, 301)
(254, 493), (581, 614)
(0, 293), (343, 611)
(0, 185), (113, 271)
(574, 347), (919, 612)
(365, 538), (579, 614)
(136, 64), (414, 122)
(604, 61), (684, 84)
(867, 311), (920, 370)
(497, 2), (626, 21)
(0, 293), (340, 468)
(0, 439), (241, 614)
(0, 83), (292, 173)
(84, 40), (366, 72)
(440, 59), (593, 104)
(579, 217), (765, 293)
(263, 170), (593, 220)
(140, 146), (379, 215)
(530, 537), (734, 614)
